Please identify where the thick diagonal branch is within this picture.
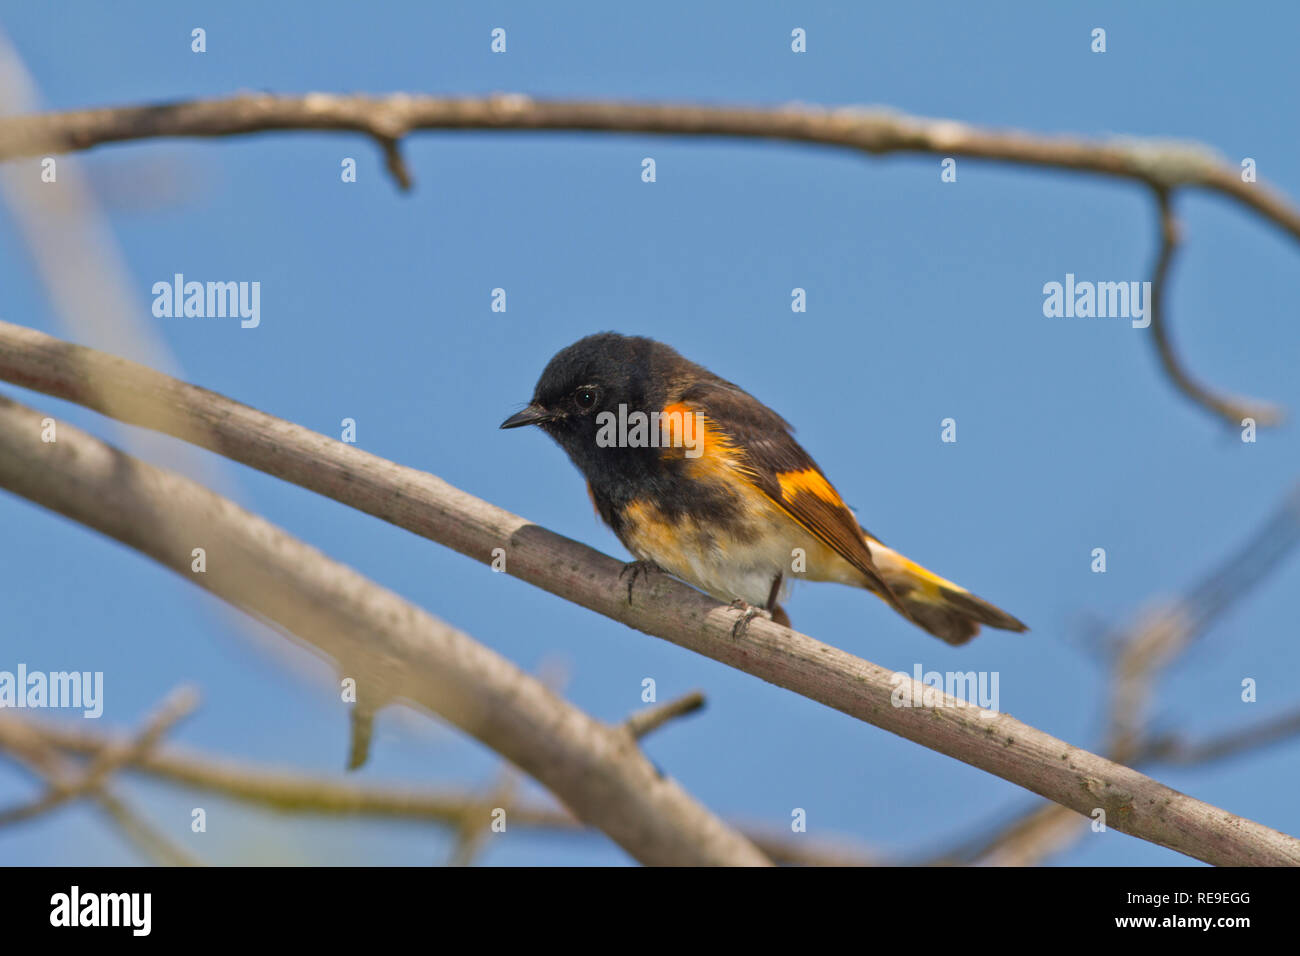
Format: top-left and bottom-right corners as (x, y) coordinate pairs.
(0, 393), (769, 867)
(0, 322), (1296, 865)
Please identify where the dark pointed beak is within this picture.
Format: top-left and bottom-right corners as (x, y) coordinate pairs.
(499, 404), (555, 429)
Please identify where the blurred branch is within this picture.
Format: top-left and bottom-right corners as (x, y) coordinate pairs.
(0, 92), (1292, 425)
(930, 485), (1300, 866)
(0, 326), (1296, 865)
(625, 691), (706, 739)
(447, 658), (567, 867)
(447, 768), (517, 867)
(1105, 483), (1300, 767)
(0, 393), (770, 867)
(0, 686), (197, 826)
(0, 29), (246, 482)
(0, 31), (298, 711)
(0, 688), (200, 865)
(10, 712), (877, 866)
(8, 716), (576, 824)
(1142, 705), (1300, 767)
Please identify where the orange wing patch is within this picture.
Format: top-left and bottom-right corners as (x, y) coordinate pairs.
(771, 467), (909, 616)
(777, 468), (843, 509)
(658, 398), (906, 615)
(659, 403), (756, 483)
(775, 468), (872, 573)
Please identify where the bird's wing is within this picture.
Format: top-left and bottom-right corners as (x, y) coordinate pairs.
(676, 381), (906, 614)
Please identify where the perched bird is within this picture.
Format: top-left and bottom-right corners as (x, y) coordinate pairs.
(501, 332), (1027, 644)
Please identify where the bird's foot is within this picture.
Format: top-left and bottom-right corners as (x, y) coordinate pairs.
(619, 560), (663, 603)
(728, 599), (769, 639)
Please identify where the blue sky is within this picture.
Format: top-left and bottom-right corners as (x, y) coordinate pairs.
(1, 1), (1298, 865)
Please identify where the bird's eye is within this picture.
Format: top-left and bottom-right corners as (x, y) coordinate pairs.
(574, 386), (599, 410)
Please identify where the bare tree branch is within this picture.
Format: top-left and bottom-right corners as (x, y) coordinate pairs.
(1146, 189), (1281, 425)
(0, 93), (1291, 234)
(0, 686), (197, 826)
(625, 691), (707, 740)
(445, 658), (568, 867)
(1141, 705), (1300, 768)
(4, 713), (878, 865)
(3, 716), (573, 825)
(88, 788), (201, 867)
(931, 485), (1300, 866)
(446, 769), (517, 868)
(0, 92), (1291, 425)
(1, 324), (1296, 865)
(0, 393), (771, 867)
(0, 689), (201, 865)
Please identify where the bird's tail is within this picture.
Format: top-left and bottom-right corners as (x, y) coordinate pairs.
(863, 534), (1028, 645)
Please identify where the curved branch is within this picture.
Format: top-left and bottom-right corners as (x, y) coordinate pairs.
(0, 93), (1296, 238)
(3, 93), (1284, 425)
(0, 320), (1296, 866)
(1146, 189), (1282, 425)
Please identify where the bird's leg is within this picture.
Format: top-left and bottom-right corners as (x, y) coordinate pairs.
(766, 573), (791, 629)
(765, 573), (783, 612)
(618, 559), (663, 603)
(730, 574), (788, 639)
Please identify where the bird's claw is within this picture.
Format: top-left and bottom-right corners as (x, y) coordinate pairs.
(728, 599), (768, 639)
(619, 560), (662, 604)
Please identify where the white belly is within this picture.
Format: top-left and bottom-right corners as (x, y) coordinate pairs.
(622, 494), (865, 607)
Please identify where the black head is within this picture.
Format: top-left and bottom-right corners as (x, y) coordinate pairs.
(500, 332), (689, 474)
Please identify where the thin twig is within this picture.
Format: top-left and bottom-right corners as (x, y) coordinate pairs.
(625, 691), (706, 740)
(1142, 705), (1300, 767)
(0, 689), (202, 865)
(3, 714), (877, 865)
(0, 686), (197, 825)
(447, 770), (517, 868)
(376, 135), (412, 191)
(1146, 189), (1282, 425)
(90, 790), (202, 868)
